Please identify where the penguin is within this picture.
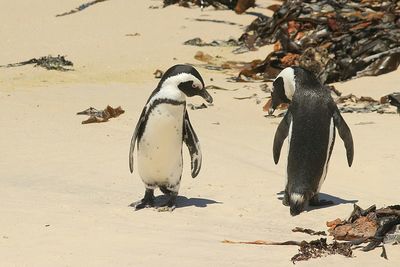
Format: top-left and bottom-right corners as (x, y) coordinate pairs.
(129, 64), (213, 211)
(270, 67), (354, 216)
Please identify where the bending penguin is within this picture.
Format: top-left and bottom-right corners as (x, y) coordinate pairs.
(270, 67), (354, 216)
(129, 64), (213, 211)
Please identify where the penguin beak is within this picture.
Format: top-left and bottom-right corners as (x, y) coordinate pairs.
(263, 99), (275, 115)
(199, 89), (213, 104)
(268, 108), (275, 115)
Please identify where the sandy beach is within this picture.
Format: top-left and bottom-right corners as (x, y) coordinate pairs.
(1, 1), (399, 266)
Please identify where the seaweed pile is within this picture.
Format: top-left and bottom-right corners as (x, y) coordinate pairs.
(327, 204), (400, 259)
(291, 238), (353, 263)
(163, 0), (255, 13)
(238, 0), (400, 83)
(223, 204), (400, 262)
(77, 105), (125, 124)
(336, 93), (398, 114)
(0, 55), (73, 71)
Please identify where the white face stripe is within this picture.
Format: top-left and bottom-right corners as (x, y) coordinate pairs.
(276, 67), (296, 100)
(318, 117), (335, 192)
(162, 73), (203, 90)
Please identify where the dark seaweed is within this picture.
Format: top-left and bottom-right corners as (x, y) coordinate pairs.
(0, 55), (73, 71)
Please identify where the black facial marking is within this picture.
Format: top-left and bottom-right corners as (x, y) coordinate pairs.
(271, 76), (291, 109)
(178, 80), (198, 97)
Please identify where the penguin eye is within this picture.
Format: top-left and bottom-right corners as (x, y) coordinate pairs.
(192, 83), (200, 89)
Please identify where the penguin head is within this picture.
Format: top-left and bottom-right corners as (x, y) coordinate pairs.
(159, 64), (213, 103)
(269, 67), (296, 115)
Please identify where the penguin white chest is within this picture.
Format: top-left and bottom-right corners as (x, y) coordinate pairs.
(138, 103), (185, 185)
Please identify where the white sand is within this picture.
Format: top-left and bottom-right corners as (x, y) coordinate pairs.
(1, 1), (399, 266)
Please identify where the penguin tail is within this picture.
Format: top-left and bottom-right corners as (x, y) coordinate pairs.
(289, 193), (306, 216)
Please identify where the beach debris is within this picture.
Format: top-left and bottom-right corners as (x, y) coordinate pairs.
(56, 0), (109, 17)
(233, 93), (257, 100)
(125, 33), (141, 37)
(204, 85), (238, 91)
(224, 204), (400, 262)
(380, 92), (400, 114)
(222, 238), (352, 263)
(77, 105), (125, 124)
(153, 69), (164, 79)
(222, 239), (301, 246)
(237, 0), (400, 83)
(291, 238), (353, 263)
(184, 37), (240, 47)
(187, 103), (208, 110)
(292, 227), (326, 236)
(0, 55), (73, 71)
(327, 204), (400, 258)
(336, 94), (397, 114)
(263, 93), (397, 115)
(163, 0), (255, 13)
(193, 51), (250, 73)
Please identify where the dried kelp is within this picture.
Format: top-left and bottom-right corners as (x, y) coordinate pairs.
(77, 105), (124, 124)
(238, 0), (400, 83)
(163, 0), (255, 13)
(0, 55), (73, 71)
(184, 38), (240, 47)
(187, 103), (209, 110)
(193, 51), (252, 73)
(263, 92), (398, 115)
(336, 94), (397, 114)
(381, 92), (400, 113)
(292, 227), (326, 236)
(222, 238), (353, 263)
(327, 204), (400, 258)
(56, 0), (109, 17)
(291, 238), (352, 263)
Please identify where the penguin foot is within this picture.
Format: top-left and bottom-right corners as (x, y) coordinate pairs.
(157, 191), (177, 212)
(130, 189), (155, 210)
(309, 195), (333, 206)
(130, 200), (154, 210)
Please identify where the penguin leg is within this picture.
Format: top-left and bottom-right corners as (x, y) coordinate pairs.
(129, 188), (155, 210)
(309, 193), (333, 206)
(157, 186), (178, 212)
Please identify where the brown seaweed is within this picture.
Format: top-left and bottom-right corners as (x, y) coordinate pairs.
(163, 0), (255, 13)
(237, 0), (400, 83)
(183, 38), (240, 47)
(222, 238), (353, 263)
(291, 238), (353, 263)
(56, 0), (109, 17)
(292, 227), (326, 236)
(77, 106), (125, 124)
(327, 204), (400, 259)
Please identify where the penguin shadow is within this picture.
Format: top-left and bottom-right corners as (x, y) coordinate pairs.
(154, 195), (222, 209)
(276, 191), (358, 212)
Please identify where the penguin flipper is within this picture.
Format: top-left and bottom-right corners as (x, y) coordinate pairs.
(333, 108), (354, 167)
(129, 108), (146, 173)
(273, 111), (292, 164)
(183, 111), (202, 178)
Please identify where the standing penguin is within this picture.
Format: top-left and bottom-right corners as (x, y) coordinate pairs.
(270, 67), (354, 216)
(129, 64), (213, 211)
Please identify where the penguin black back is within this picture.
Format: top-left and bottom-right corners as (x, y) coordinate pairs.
(272, 67), (354, 216)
